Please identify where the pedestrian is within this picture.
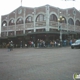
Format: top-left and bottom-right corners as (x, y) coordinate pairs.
(20, 41), (22, 48)
(10, 41), (13, 50)
(54, 41), (57, 47)
(70, 40), (72, 46)
(37, 39), (40, 48)
(25, 43), (27, 48)
(31, 41), (34, 47)
(7, 42), (11, 51)
(42, 40), (46, 47)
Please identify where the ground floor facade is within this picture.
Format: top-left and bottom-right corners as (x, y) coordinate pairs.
(0, 31), (80, 48)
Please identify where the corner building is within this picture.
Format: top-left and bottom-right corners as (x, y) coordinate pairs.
(1, 5), (80, 47)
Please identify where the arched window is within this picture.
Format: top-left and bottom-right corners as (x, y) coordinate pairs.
(50, 14), (57, 22)
(75, 20), (80, 26)
(16, 18), (23, 24)
(9, 19), (15, 25)
(68, 18), (74, 25)
(36, 14), (46, 22)
(25, 16), (33, 23)
(2, 21), (7, 27)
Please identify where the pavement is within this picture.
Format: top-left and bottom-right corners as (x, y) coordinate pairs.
(0, 47), (80, 80)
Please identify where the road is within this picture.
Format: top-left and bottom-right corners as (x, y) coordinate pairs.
(0, 47), (80, 80)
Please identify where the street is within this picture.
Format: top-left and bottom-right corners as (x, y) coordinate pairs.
(0, 47), (80, 80)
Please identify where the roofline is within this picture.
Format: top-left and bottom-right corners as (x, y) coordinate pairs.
(1, 4), (80, 16)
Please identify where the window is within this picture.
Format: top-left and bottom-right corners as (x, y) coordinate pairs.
(25, 16), (33, 23)
(16, 18), (23, 24)
(1, 32), (7, 37)
(50, 14), (57, 22)
(2, 21), (7, 27)
(36, 14), (46, 22)
(9, 19), (15, 25)
(75, 20), (80, 26)
(11, 20), (14, 23)
(68, 18), (74, 25)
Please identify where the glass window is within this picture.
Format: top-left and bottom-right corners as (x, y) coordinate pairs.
(16, 18), (23, 24)
(2, 21), (7, 27)
(11, 19), (14, 23)
(36, 14), (46, 22)
(9, 19), (15, 25)
(50, 14), (57, 22)
(75, 20), (80, 26)
(68, 18), (74, 25)
(25, 16), (33, 23)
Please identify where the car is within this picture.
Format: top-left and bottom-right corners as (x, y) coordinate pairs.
(71, 39), (80, 49)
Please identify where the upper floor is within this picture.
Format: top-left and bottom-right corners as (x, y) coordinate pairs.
(1, 5), (80, 26)
(1, 5), (80, 37)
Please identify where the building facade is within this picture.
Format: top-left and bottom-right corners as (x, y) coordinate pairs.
(1, 5), (80, 47)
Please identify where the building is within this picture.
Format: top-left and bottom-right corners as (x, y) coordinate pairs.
(1, 5), (80, 47)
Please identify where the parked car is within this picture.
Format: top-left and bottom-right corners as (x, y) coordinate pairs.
(71, 39), (80, 49)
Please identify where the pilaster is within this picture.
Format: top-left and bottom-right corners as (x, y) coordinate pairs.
(46, 5), (49, 31)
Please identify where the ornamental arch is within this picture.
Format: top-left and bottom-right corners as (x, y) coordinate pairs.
(68, 18), (74, 25)
(36, 12), (46, 22)
(25, 14), (33, 23)
(75, 20), (80, 26)
(2, 20), (7, 27)
(9, 18), (15, 25)
(49, 14), (58, 22)
(16, 17), (24, 24)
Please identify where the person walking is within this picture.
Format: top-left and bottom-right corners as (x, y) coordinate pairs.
(7, 42), (11, 51)
(10, 41), (13, 50)
(37, 39), (40, 48)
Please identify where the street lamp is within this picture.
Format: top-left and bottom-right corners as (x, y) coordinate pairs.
(58, 16), (65, 45)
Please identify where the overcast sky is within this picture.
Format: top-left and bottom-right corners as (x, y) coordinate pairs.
(0, 0), (80, 33)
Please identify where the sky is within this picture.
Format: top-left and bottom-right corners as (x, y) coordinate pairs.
(0, 0), (80, 34)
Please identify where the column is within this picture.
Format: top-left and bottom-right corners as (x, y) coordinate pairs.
(73, 8), (76, 32)
(66, 9), (69, 32)
(46, 5), (49, 31)
(7, 15), (9, 36)
(23, 7), (25, 34)
(58, 8), (60, 31)
(14, 11), (16, 36)
(6, 14), (9, 37)
(74, 14), (76, 32)
(33, 8), (36, 32)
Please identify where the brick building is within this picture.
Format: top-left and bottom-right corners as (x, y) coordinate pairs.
(1, 5), (80, 47)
